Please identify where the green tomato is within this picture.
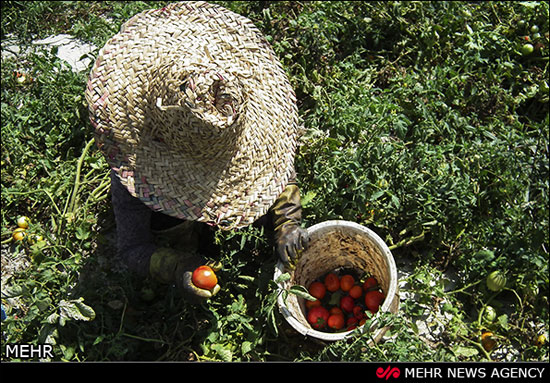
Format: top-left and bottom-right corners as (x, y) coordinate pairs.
(517, 20), (527, 29)
(530, 25), (539, 34)
(483, 305), (497, 322)
(487, 270), (507, 292)
(521, 43), (534, 56)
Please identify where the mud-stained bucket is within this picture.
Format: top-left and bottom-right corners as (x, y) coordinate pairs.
(273, 220), (399, 342)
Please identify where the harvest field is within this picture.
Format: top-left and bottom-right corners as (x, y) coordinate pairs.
(1, 1), (549, 362)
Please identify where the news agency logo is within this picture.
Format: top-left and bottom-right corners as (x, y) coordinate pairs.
(4, 344), (54, 359)
(376, 365), (401, 380)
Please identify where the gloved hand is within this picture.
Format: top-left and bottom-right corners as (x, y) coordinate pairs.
(270, 182), (310, 264)
(149, 247), (221, 304)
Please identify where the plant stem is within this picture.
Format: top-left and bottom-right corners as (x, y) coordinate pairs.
(122, 333), (168, 344)
(388, 231), (425, 250)
(67, 138), (95, 216)
(445, 279), (483, 295)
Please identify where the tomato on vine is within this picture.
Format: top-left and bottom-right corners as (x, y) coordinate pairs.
(486, 270), (506, 292)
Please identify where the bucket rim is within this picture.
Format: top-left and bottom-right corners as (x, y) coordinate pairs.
(273, 220), (399, 341)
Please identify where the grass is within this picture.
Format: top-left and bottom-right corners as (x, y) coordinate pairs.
(1, 1), (548, 362)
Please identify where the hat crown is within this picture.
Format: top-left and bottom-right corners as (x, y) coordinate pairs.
(147, 62), (248, 157)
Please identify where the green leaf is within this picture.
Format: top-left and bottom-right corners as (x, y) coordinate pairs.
(241, 341), (253, 355)
(328, 290), (343, 306)
(518, 1), (539, 8)
(59, 298), (96, 322)
(35, 298), (51, 312)
(60, 345), (75, 361)
(453, 345), (479, 358)
(409, 320), (419, 335)
(391, 194), (401, 209)
(267, 309), (279, 337)
(2, 284), (26, 298)
(38, 324), (58, 345)
(75, 225), (90, 240)
(93, 335), (105, 346)
(301, 190), (317, 208)
(289, 285), (316, 301)
(275, 272), (291, 284)
(370, 190), (384, 201)
(497, 314), (509, 330)
(46, 313), (59, 324)
(211, 344), (233, 362)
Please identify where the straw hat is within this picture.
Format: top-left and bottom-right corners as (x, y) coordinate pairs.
(86, 1), (299, 229)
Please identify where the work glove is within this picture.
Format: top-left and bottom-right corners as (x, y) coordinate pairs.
(149, 247), (221, 304)
(270, 181), (310, 265)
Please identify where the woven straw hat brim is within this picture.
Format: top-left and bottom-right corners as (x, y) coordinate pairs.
(86, 1), (299, 229)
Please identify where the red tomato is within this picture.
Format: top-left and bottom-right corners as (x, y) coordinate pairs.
(329, 306), (343, 316)
(340, 296), (355, 312)
(307, 306), (329, 329)
(327, 313), (345, 330)
(305, 299), (322, 309)
(346, 316), (359, 330)
(192, 265), (218, 290)
(349, 285), (363, 299)
(362, 276), (378, 291)
(308, 281), (326, 300)
(340, 274), (355, 291)
(365, 290), (385, 313)
(353, 305), (365, 320)
(324, 273), (340, 292)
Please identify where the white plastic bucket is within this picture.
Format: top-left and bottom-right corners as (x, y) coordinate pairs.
(273, 220), (399, 342)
